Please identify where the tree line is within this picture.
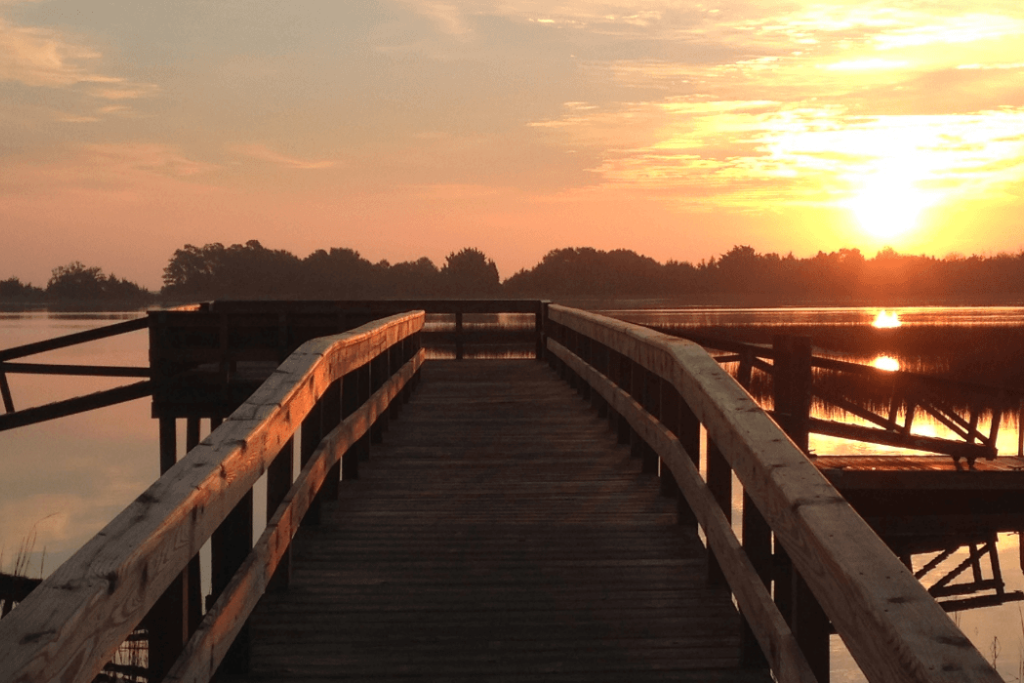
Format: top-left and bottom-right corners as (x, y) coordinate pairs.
(4, 241), (1024, 307)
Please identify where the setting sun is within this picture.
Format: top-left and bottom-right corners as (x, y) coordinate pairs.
(843, 167), (937, 241)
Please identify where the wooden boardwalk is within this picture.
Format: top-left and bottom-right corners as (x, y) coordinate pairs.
(244, 359), (769, 682)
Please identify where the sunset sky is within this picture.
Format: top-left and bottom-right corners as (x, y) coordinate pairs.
(2, 0), (1023, 288)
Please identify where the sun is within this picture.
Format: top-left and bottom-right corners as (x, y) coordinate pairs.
(842, 164), (937, 241)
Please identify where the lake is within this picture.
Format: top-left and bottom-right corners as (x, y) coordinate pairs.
(1, 306), (1022, 680)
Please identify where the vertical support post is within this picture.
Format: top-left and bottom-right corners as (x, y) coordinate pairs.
(706, 438), (731, 587)
(741, 492), (771, 669)
(676, 399), (701, 529)
(342, 371), (361, 479)
(737, 347), (753, 390)
(617, 355), (632, 445)
(210, 489), (254, 675)
(772, 334), (828, 682)
(659, 382), (682, 499)
(321, 381), (342, 500)
(455, 311), (464, 360)
(370, 352), (387, 443)
(184, 419), (203, 634)
(772, 335), (812, 455)
(535, 301), (545, 360)
(301, 398), (324, 525)
(356, 363), (372, 460)
(267, 438), (294, 592)
(147, 416), (188, 682)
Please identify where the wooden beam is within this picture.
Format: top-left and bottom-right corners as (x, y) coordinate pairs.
(0, 362), (150, 377)
(0, 370), (13, 413)
(0, 317), (147, 362)
(0, 381), (152, 431)
(808, 417), (992, 461)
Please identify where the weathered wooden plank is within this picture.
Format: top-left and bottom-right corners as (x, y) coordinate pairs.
(245, 360), (766, 683)
(0, 311), (424, 683)
(548, 305), (1003, 683)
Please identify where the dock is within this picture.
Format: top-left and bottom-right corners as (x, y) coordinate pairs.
(0, 302), (1010, 683)
(247, 360), (764, 681)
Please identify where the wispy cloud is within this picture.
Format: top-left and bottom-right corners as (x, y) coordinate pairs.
(0, 15), (157, 118)
(231, 143), (340, 170)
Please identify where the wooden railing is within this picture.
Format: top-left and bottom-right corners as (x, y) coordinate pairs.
(0, 311), (425, 683)
(0, 316), (152, 430)
(544, 305), (1001, 683)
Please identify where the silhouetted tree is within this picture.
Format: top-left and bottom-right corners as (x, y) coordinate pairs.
(46, 262), (150, 303)
(440, 248), (501, 297)
(0, 277), (45, 302)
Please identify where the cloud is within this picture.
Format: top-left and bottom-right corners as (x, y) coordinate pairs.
(230, 143), (341, 170)
(0, 15), (157, 119)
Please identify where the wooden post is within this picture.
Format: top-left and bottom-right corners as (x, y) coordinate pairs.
(455, 311), (464, 360)
(737, 348), (753, 390)
(772, 334), (828, 681)
(658, 382), (682, 499)
(342, 371), (361, 479)
(301, 398), (324, 525)
(534, 301), (545, 360)
(772, 335), (812, 455)
(321, 381), (342, 500)
(147, 416), (189, 682)
(356, 363), (372, 461)
(267, 438), (294, 592)
(706, 438), (731, 587)
(370, 353), (387, 443)
(741, 491), (771, 669)
(617, 355), (632, 445)
(210, 490), (254, 675)
(676, 398), (701, 529)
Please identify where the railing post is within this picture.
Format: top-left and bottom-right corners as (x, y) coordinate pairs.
(301, 397), (324, 525)
(772, 334), (812, 454)
(210, 488), (254, 675)
(706, 438), (730, 587)
(371, 352), (388, 443)
(741, 491), (771, 669)
(455, 311), (464, 360)
(146, 416), (190, 683)
(321, 380), (342, 500)
(658, 382), (681, 499)
(267, 437), (294, 591)
(356, 362), (372, 460)
(772, 334), (829, 682)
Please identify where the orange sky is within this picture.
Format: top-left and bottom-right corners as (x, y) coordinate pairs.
(2, 1), (1023, 288)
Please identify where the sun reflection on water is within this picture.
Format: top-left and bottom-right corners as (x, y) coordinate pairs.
(871, 355), (901, 372)
(872, 310), (901, 328)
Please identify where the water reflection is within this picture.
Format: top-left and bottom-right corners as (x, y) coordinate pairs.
(872, 310), (901, 328)
(870, 355), (900, 371)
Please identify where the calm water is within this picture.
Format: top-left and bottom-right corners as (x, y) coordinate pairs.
(1, 307), (1022, 680)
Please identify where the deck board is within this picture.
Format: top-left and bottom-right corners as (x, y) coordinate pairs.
(243, 360), (768, 682)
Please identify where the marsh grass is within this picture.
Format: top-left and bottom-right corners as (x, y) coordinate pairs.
(656, 323), (1024, 430)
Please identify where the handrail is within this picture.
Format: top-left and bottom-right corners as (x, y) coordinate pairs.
(545, 305), (1001, 683)
(0, 310), (425, 683)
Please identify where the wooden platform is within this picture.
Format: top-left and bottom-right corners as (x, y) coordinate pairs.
(243, 360), (768, 682)
(814, 455), (1024, 534)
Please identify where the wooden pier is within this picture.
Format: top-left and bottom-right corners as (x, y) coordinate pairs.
(0, 303), (1011, 683)
(247, 360), (764, 681)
